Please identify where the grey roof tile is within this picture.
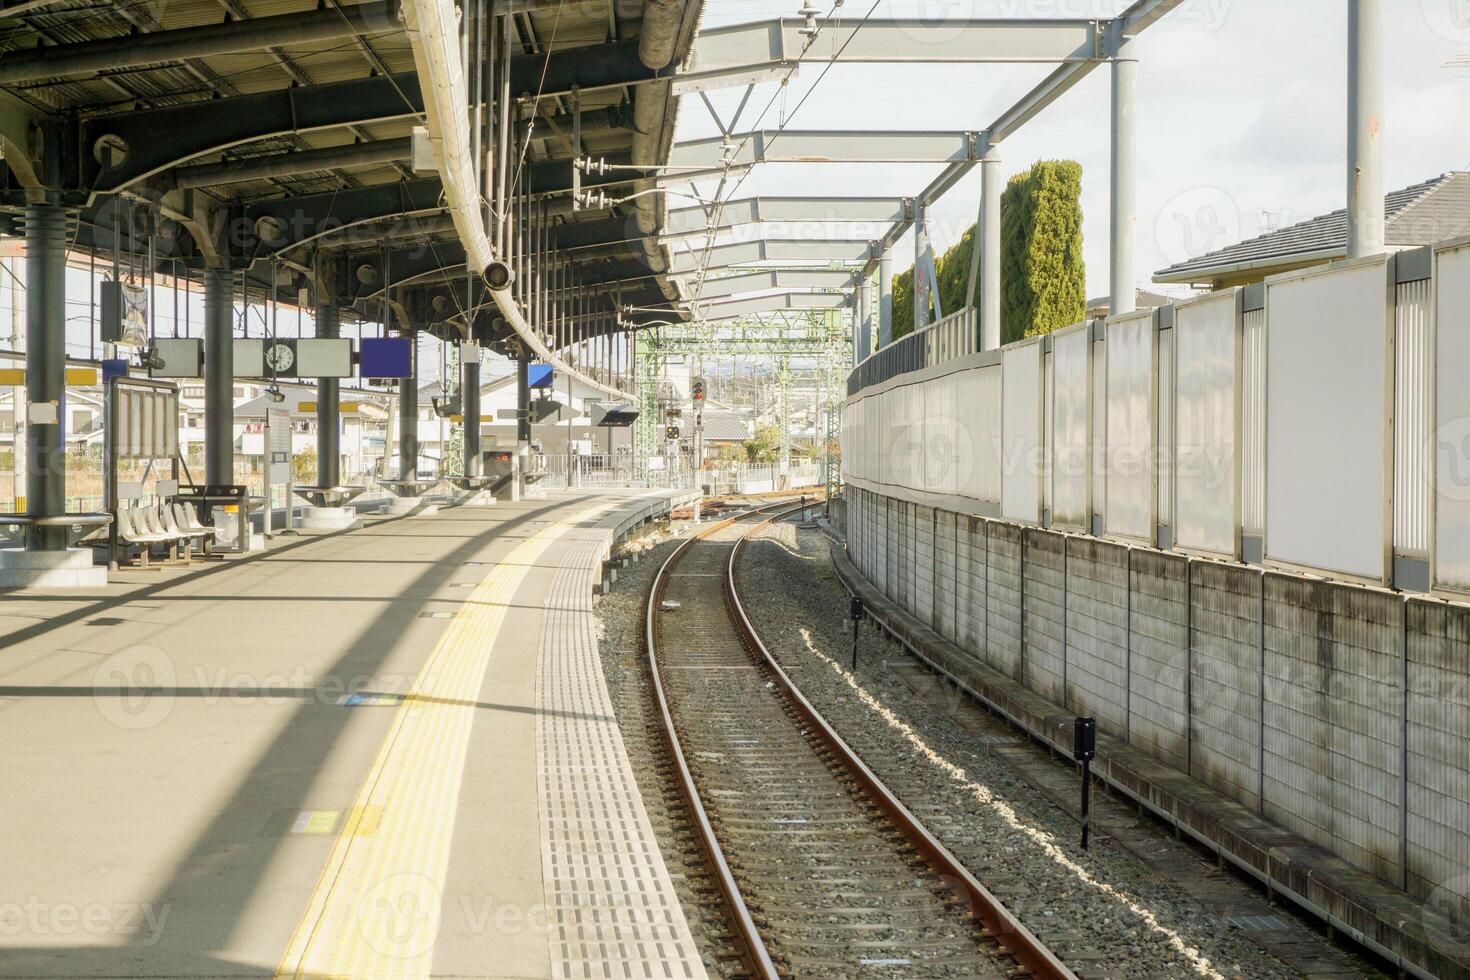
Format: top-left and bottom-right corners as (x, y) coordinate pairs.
(1154, 172), (1470, 282)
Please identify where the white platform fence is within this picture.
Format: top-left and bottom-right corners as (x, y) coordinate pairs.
(843, 242), (1470, 598)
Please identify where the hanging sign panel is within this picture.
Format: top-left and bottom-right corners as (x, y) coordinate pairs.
(360, 337), (412, 379)
(1173, 290), (1241, 557)
(149, 338), (203, 379)
(1265, 257), (1392, 583)
(295, 339), (354, 378)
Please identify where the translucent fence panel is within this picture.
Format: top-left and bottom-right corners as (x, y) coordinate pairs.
(1265, 256), (1393, 584)
(1050, 324), (1091, 530)
(1241, 305), (1266, 536)
(1000, 339), (1042, 524)
(1173, 290), (1240, 558)
(1434, 241), (1470, 593)
(1104, 310), (1156, 543)
(842, 250), (1444, 593)
(1393, 276), (1432, 561)
(959, 363), (1002, 505)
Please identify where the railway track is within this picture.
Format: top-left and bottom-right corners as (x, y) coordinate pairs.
(645, 503), (1074, 980)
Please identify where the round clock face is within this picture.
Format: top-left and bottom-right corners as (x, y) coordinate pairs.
(265, 342), (294, 373)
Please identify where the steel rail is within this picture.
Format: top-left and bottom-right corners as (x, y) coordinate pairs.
(727, 508), (1079, 980)
(644, 502), (788, 980)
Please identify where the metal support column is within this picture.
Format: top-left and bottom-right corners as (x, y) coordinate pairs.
(1347, 0), (1384, 259)
(203, 265), (235, 487)
(914, 198), (940, 330)
(979, 146), (1002, 349)
(462, 341), (481, 476)
(516, 349), (531, 496)
(1110, 31), (1138, 318)
(22, 201), (66, 550)
(854, 277), (869, 369)
(398, 334), (418, 480)
(878, 249), (894, 348)
(315, 302), (340, 488)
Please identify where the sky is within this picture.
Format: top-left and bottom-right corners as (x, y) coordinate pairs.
(672, 0), (1470, 300)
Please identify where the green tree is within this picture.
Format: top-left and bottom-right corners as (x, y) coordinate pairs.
(889, 160), (1085, 344)
(742, 424), (782, 463)
(1000, 160), (1086, 343)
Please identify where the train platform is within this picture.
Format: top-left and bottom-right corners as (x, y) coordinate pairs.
(0, 488), (706, 980)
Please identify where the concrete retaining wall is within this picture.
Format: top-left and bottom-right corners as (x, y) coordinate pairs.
(845, 484), (1470, 919)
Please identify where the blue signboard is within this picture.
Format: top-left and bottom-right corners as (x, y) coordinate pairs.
(528, 363), (553, 388)
(359, 337), (412, 378)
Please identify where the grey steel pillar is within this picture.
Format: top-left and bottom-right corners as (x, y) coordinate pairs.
(914, 199), (934, 330)
(1347, 0), (1384, 259)
(516, 351), (531, 446)
(855, 275), (871, 368)
(203, 266), (235, 487)
(397, 334), (417, 481)
(315, 302), (340, 488)
(878, 249), (894, 348)
(980, 148), (1003, 350)
(22, 201), (66, 550)
(462, 342), (481, 476)
(1110, 32), (1138, 318)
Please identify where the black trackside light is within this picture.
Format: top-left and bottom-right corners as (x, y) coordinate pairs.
(483, 260), (514, 290)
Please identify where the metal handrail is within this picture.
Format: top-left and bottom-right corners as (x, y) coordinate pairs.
(848, 306), (979, 397)
(0, 512), (113, 527)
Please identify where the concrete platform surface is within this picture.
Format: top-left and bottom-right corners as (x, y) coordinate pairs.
(0, 488), (705, 979)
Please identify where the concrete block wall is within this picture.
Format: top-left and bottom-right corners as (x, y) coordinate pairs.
(1064, 538), (1130, 734)
(844, 486), (1470, 909)
(1407, 600), (1470, 904)
(956, 516), (986, 656)
(1190, 561), (1264, 811)
(915, 504), (936, 630)
(1022, 530), (1067, 704)
(1128, 550), (1190, 771)
(935, 510), (959, 639)
(986, 522), (1023, 680)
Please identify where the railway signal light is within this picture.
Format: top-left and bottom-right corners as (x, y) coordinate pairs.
(849, 595), (864, 670)
(1073, 716), (1096, 851)
(691, 378), (705, 401)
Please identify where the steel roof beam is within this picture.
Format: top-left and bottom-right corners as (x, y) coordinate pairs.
(239, 153), (635, 254)
(0, 4), (394, 85)
(689, 291), (850, 320)
(81, 43), (659, 190)
(667, 130), (975, 171)
(677, 267), (857, 299)
(866, 0), (1188, 270)
(172, 138), (413, 190)
(687, 18), (1105, 73)
(663, 195), (905, 236)
(171, 104), (635, 191)
(669, 238), (872, 273)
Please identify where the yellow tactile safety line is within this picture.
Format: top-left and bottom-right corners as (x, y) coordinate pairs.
(275, 499), (623, 980)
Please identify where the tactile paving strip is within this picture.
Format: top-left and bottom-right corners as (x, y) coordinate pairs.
(536, 493), (708, 980)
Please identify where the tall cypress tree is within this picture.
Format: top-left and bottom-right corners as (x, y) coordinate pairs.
(1001, 160), (1086, 343)
(889, 160), (1085, 344)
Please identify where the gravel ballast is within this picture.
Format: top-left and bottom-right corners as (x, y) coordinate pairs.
(729, 517), (1385, 980)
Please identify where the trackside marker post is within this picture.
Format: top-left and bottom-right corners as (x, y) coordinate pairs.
(849, 595), (864, 671)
